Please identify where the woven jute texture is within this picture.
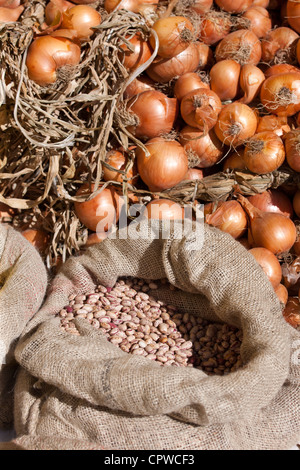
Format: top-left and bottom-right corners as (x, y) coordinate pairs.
(11, 220), (300, 450)
(0, 224), (47, 428)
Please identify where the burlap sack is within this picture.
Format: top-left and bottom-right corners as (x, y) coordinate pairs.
(0, 223), (47, 428)
(12, 220), (300, 450)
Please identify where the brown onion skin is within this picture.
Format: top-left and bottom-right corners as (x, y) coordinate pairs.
(22, 229), (50, 254)
(146, 42), (200, 83)
(136, 138), (188, 192)
(293, 190), (300, 218)
(274, 283), (288, 305)
(242, 131), (285, 174)
(198, 10), (232, 46)
(183, 168), (204, 180)
(124, 76), (155, 99)
(260, 73), (300, 117)
(127, 90), (178, 140)
(85, 231), (108, 247)
(209, 60), (241, 101)
(174, 73), (210, 101)
(240, 6), (271, 39)
(287, 1), (300, 34)
(150, 16), (194, 59)
(0, 4), (23, 22)
(205, 200), (248, 239)
(264, 64), (300, 78)
(215, 0), (253, 13)
(145, 199), (184, 220)
(179, 126), (223, 168)
(214, 102), (258, 147)
(61, 5), (101, 41)
(261, 27), (299, 64)
(190, 0), (213, 14)
(45, 0), (74, 25)
(197, 42), (215, 70)
(285, 130), (300, 172)
(283, 297), (300, 328)
(237, 64), (265, 105)
(103, 150), (137, 184)
(119, 34), (152, 71)
(26, 36), (81, 86)
(180, 88), (222, 131)
(248, 189), (294, 218)
(253, 0), (269, 6)
(249, 247), (282, 288)
(104, 0), (158, 13)
(257, 115), (291, 137)
(0, 0), (21, 7)
(215, 29), (262, 66)
(223, 151), (247, 170)
(74, 184), (123, 232)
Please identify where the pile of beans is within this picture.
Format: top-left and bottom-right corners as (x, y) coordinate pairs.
(58, 278), (243, 375)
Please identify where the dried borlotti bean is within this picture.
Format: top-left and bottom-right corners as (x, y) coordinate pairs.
(57, 278), (243, 375)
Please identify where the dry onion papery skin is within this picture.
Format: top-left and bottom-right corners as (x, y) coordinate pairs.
(223, 150), (247, 170)
(189, 0), (213, 14)
(127, 90), (178, 140)
(242, 131), (285, 174)
(124, 75), (155, 99)
(283, 297), (300, 328)
(238, 194), (297, 255)
(104, 0), (158, 14)
(0, 0), (21, 7)
(102, 149), (137, 184)
(240, 6), (272, 39)
(249, 247), (282, 288)
(215, 0), (253, 13)
(284, 130), (300, 172)
(264, 63), (300, 78)
(119, 33), (153, 71)
(22, 229), (50, 254)
(183, 168), (204, 180)
(146, 42), (200, 83)
(26, 36), (81, 86)
(198, 10), (232, 46)
(274, 283), (288, 305)
(256, 114), (291, 136)
(253, 0), (269, 6)
(61, 5), (102, 41)
(74, 184), (123, 233)
(174, 72), (210, 101)
(209, 60), (241, 101)
(214, 102), (258, 147)
(215, 29), (262, 66)
(260, 72), (300, 117)
(196, 42), (215, 70)
(248, 189), (294, 218)
(45, 0), (74, 25)
(180, 88), (222, 132)
(237, 64), (265, 104)
(287, 0), (300, 34)
(261, 27), (299, 65)
(145, 199), (185, 220)
(179, 126), (223, 168)
(149, 16), (194, 60)
(205, 200), (248, 239)
(0, 4), (23, 21)
(135, 138), (188, 192)
(293, 189), (300, 218)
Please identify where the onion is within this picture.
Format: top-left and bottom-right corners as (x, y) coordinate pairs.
(283, 297), (300, 328)
(149, 16), (194, 59)
(264, 63), (300, 78)
(85, 232), (108, 247)
(237, 64), (265, 104)
(61, 5), (101, 41)
(238, 194), (297, 254)
(22, 229), (50, 254)
(45, 0), (74, 25)
(197, 42), (215, 70)
(174, 73), (210, 101)
(287, 1), (300, 34)
(124, 76), (155, 99)
(104, 0), (158, 14)
(74, 184), (123, 233)
(249, 247), (282, 288)
(223, 150), (247, 170)
(103, 149), (137, 184)
(293, 190), (300, 218)
(190, 0), (213, 14)
(183, 168), (204, 180)
(135, 138), (188, 192)
(257, 115), (291, 136)
(146, 42), (200, 83)
(0, 4), (23, 22)
(205, 200), (248, 239)
(180, 88), (222, 132)
(239, 237), (251, 249)
(214, 102), (258, 147)
(0, 0), (21, 7)
(145, 199), (184, 220)
(209, 60), (241, 101)
(215, 0), (253, 13)
(240, 6), (272, 38)
(284, 130), (300, 172)
(253, 0), (269, 6)
(242, 131), (285, 174)
(215, 29), (262, 66)
(274, 283), (288, 305)
(248, 189), (294, 218)
(198, 10), (232, 46)
(261, 27), (299, 64)
(179, 126), (223, 168)
(119, 33), (152, 71)
(26, 36), (81, 86)
(260, 72), (300, 117)
(127, 90), (178, 140)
